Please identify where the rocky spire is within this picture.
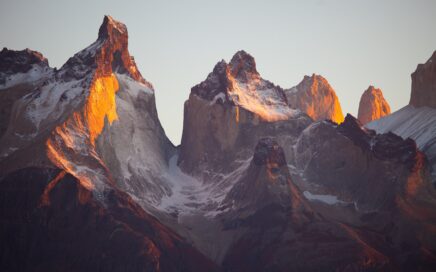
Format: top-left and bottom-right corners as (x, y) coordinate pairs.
(98, 15), (128, 41)
(358, 85), (390, 125)
(60, 15), (145, 84)
(410, 50), (436, 108)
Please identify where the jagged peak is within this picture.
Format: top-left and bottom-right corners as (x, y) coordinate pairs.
(365, 85), (382, 94)
(59, 15), (146, 84)
(299, 73), (331, 89)
(229, 50), (259, 81)
(410, 50), (436, 108)
(98, 15), (128, 41)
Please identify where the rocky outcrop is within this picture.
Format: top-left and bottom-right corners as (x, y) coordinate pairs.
(358, 86), (391, 124)
(179, 51), (310, 177)
(285, 74), (344, 123)
(294, 114), (427, 210)
(410, 51), (436, 108)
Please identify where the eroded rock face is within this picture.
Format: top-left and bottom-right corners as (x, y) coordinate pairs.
(410, 51), (436, 108)
(358, 86), (391, 125)
(285, 74), (344, 123)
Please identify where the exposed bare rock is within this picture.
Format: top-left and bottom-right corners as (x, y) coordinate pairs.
(285, 74), (344, 123)
(410, 51), (436, 108)
(358, 86), (391, 125)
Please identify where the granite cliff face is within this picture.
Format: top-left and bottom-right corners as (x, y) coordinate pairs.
(358, 86), (391, 125)
(285, 74), (344, 123)
(410, 51), (436, 108)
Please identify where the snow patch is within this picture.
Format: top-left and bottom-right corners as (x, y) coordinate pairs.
(303, 191), (345, 205)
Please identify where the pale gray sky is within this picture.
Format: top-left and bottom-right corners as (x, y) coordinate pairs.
(1, 0), (435, 144)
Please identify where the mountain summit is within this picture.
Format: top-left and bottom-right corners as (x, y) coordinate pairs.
(285, 74), (344, 123)
(358, 85), (391, 125)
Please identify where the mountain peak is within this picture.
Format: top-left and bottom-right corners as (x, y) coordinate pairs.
(229, 50), (259, 81)
(59, 15), (145, 84)
(98, 15), (128, 41)
(286, 74), (344, 123)
(358, 85), (390, 125)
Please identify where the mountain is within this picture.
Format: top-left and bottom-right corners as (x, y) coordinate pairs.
(367, 51), (436, 183)
(285, 74), (344, 123)
(0, 15), (217, 271)
(1, 15), (436, 272)
(178, 50), (310, 177)
(357, 85), (391, 125)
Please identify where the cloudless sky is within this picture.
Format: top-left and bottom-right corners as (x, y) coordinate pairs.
(1, 0), (435, 144)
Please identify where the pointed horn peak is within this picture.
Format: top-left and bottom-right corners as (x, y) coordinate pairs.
(98, 15), (128, 41)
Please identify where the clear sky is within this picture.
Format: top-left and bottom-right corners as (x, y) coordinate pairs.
(1, 0), (435, 144)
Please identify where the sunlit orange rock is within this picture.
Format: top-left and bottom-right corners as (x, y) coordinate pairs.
(285, 74), (344, 123)
(358, 86), (390, 125)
